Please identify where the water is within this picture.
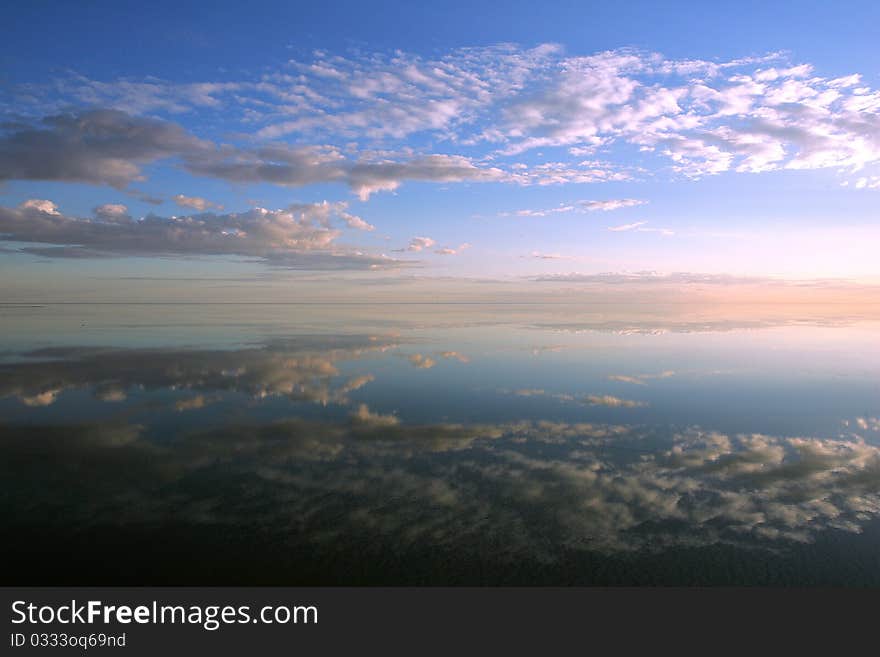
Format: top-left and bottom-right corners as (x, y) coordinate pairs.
(2, 303), (880, 584)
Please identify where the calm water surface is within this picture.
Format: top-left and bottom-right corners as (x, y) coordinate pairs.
(2, 303), (880, 584)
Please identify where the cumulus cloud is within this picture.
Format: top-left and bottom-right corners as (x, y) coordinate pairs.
(397, 236), (436, 252)
(92, 203), (130, 222)
(172, 194), (223, 211)
(19, 199), (61, 214)
(0, 199), (399, 269)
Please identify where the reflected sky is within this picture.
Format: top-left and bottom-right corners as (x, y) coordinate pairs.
(2, 303), (880, 584)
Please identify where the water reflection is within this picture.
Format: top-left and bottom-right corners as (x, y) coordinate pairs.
(2, 306), (880, 584)
(0, 335), (397, 409)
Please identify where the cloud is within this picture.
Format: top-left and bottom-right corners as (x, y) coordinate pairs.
(8, 407), (879, 563)
(607, 221), (674, 235)
(503, 199), (646, 218)
(0, 336), (399, 409)
(175, 395), (210, 412)
(583, 394), (647, 408)
(20, 199), (60, 214)
(338, 211), (375, 231)
(184, 144), (504, 200)
(530, 271), (774, 285)
(608, 371), (676, 385)
(13, 46), (880, 190)
(638, 227), (675, 236)
(4, 336), (880, 561)
(513, 388), (545, 397)
(846, 176), (880, 190)
(172, 194), (223, 211)
(502, 204), (577, 218)
(0, 110), (504, 200)
(398, 236), (435, 252)
(438, 351), (470, 363)
(408, 353), (436, 369)
(434, 243), (470, 255)
(847, 417), (880, 432)
(579, 199), (647, 212)
(93, 203), (130, 222)
(351, 403), (400, 428)
(608, 221), (647, 232)
(0, 110), (208, 188)
(0, 199), (400, 270)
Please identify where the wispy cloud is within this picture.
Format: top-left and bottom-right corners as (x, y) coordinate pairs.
(607, 221), (674, 235)
(608, 221), (648, 232)
(434, 243), (471, 255)
(608, 371), (676, 385)
(502, 198), (646, 218)
(583, 394), (648, 408)
(579, 199), (647, 212)
(525, 251), (578, 260)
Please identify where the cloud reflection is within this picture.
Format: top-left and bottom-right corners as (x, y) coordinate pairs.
(3, 409), (879, 560)
(0, 335), (397, 409)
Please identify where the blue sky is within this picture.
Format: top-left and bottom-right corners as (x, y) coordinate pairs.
(2, 1), (880, 300)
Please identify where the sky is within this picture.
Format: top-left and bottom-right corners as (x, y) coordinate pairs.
(2, 0), (880, 301)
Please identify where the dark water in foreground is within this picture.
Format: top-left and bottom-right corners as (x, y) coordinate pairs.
(2, 303), (880, 585)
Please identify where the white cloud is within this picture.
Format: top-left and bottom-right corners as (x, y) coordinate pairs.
(0, 199), (401, 270)
(503, 198), (646, 217)
(398, 236), (435, 252)
(579, 198), (647, 211)
(172, 194), (223, 211)
(20, 199), (60, 215)
(8, 45), (880, 200)
(338, 211), (375, 231)
(607, 221), (673, 236)
(93, 203), (130, 222)
(434, 243), (470, 255)
(608, 221), (647, 232)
